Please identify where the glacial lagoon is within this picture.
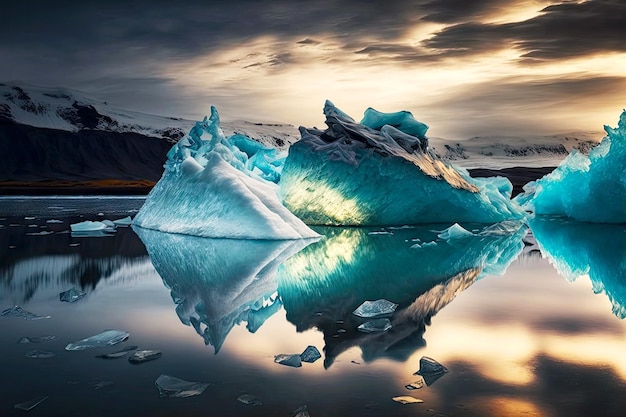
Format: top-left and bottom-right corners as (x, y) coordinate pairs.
(1, 196), (626, 417)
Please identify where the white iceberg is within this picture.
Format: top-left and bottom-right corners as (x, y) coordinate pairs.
(279, 101), (525, 225)
(515, 110), (626, 223)
(70, 221), (107, 232)
(133, 107), (318, 240)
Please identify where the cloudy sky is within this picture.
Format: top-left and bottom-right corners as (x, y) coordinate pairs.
(2, 0), (626, 138)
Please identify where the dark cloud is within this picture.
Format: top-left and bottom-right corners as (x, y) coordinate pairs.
(420, 0), (517, 23)
(423, 0), (626, 62)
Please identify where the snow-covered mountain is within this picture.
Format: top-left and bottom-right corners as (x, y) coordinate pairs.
(0, 82), (299, 190)
(429, 132), (603, 170)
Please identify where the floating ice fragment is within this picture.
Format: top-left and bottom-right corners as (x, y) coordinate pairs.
(300, 345), (321, 363)
(368, 231), (393, 235)
(392, 396), (423, 404)
(292, 405), (311, 417)
(14, 395), (48, 411)
(25, 216), (36, 220)
(25, 350), (56, 358)
(410, 243), (422, 249)
(405, 378), (425, 390)
(414, 356), (448, 386)
(421, 241), (437, 248)
(70, 220), (107, 232)
(18, 335), (59, 344)
(155, 374), (210, 398)
(128, 350), (162, 363)
(102, 220), (115, 227)
(95, 345), (138, 359)
(274, 354), (302, 367)
(357, 318), (392, 333)
(65, 330), (129, 351)
(1, 306), (50, 320)
(46, 219), (63, 224)
(25, 230), (54, 236)
(437, 223), (474, 240)
(353, 299), (398, 318)
(93, 381), (114, 389)
(237, 394), (262, 406)
(59, 287), (86, 303)
(112, 216), (132, 226)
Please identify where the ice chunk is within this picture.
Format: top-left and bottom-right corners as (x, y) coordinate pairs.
(353, 299), (398, 318)
(414, 356), (448, 386)
(25, 350), (56, 358)
(134, 107), (319, 240)
(128, 349), (162, 363)
(25, 230), (54, 236)
(46, 219), (63, 224)
(112, 216), (132, 226)
(279, 100), (526, 225)
(70, 220), (107, 232)
(14, 395), (48, 411)
(357, 318), (392, 333)
(292, 405), (311, 417)
(95, 345), (138, 359)
(102, 220), (115, 227)
(1, 306), (50, 320)
(515, 110), (626, 223)
(437, 223), (474, 240)
(65, 330), (129, 351)
(93, 381), (114, 389)
(155, 374), (210, 398)
(274, 353), (303, 367)
(300, 345), (322, 363)
(237, 394), (262, 406)
(59, 287), (86, 303)
(18, 335), (59, 344)
(392, 396), (423, 404)
(405, 378), (425, 390)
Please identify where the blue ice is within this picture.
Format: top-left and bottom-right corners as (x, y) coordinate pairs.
(279, 100), (526, 225)
(516, 110), (626, 223)
(133, 106), (318, 240)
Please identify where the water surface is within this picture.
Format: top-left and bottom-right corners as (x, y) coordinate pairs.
(1, 197), (625, 417)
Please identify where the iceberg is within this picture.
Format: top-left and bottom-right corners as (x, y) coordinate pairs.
(128, 349), (162, 363)
(274, 353), (303, 367)
(352, 299), (398, 318)
(516, 111), (626, 223)
(300, 345), (322, 363)
(133, 107), (318, 240)
(279, 100), (525, 225)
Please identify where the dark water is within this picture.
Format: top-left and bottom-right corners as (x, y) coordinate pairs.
(1, 197), (626, 417)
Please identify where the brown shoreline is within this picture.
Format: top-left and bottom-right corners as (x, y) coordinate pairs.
(0, 167), (555, 196)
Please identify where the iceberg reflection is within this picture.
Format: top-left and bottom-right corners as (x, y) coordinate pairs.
(278, 223), (527, 367)
(530, 216), (626, 318)
(137, 222), (526, 364)
(133, 226), (316, 352)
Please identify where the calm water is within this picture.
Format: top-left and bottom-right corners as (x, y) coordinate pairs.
(1, 196), (626, 417)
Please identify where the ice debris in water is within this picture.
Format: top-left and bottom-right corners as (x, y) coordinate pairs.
(353, 299), (398, 318)
(357, 318), (392, 333)
(112, 216), (132, 226)
(70, 221), (107, 232)
(25, 350), (56, 358)
(95, 345), (138, 359)
(1, 306), (50, 320)
(14, 395), (48, 411)
(155, 374), (210, 398)
(59, 287), (86, 303)
(133, 106), (318, 240)
(128, 350), (162, 363)
(65, 330), (129, 351)
(18, 335), (59, 344)
(437, 223), (474, 240)
(274, 354), (303, 368)
(405, 378), (425, 390)
(300, 345), (322, 363)
(46, 219), (63, 224)
(392, 396), (424, 404)
(515, 110), (626, 223)
(414, 356), (448, 386)
(279, 100), (525, 225)
(93, 381), (114, 390)
(292, 405), (310, 417)
(237, 394), (263, 406)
